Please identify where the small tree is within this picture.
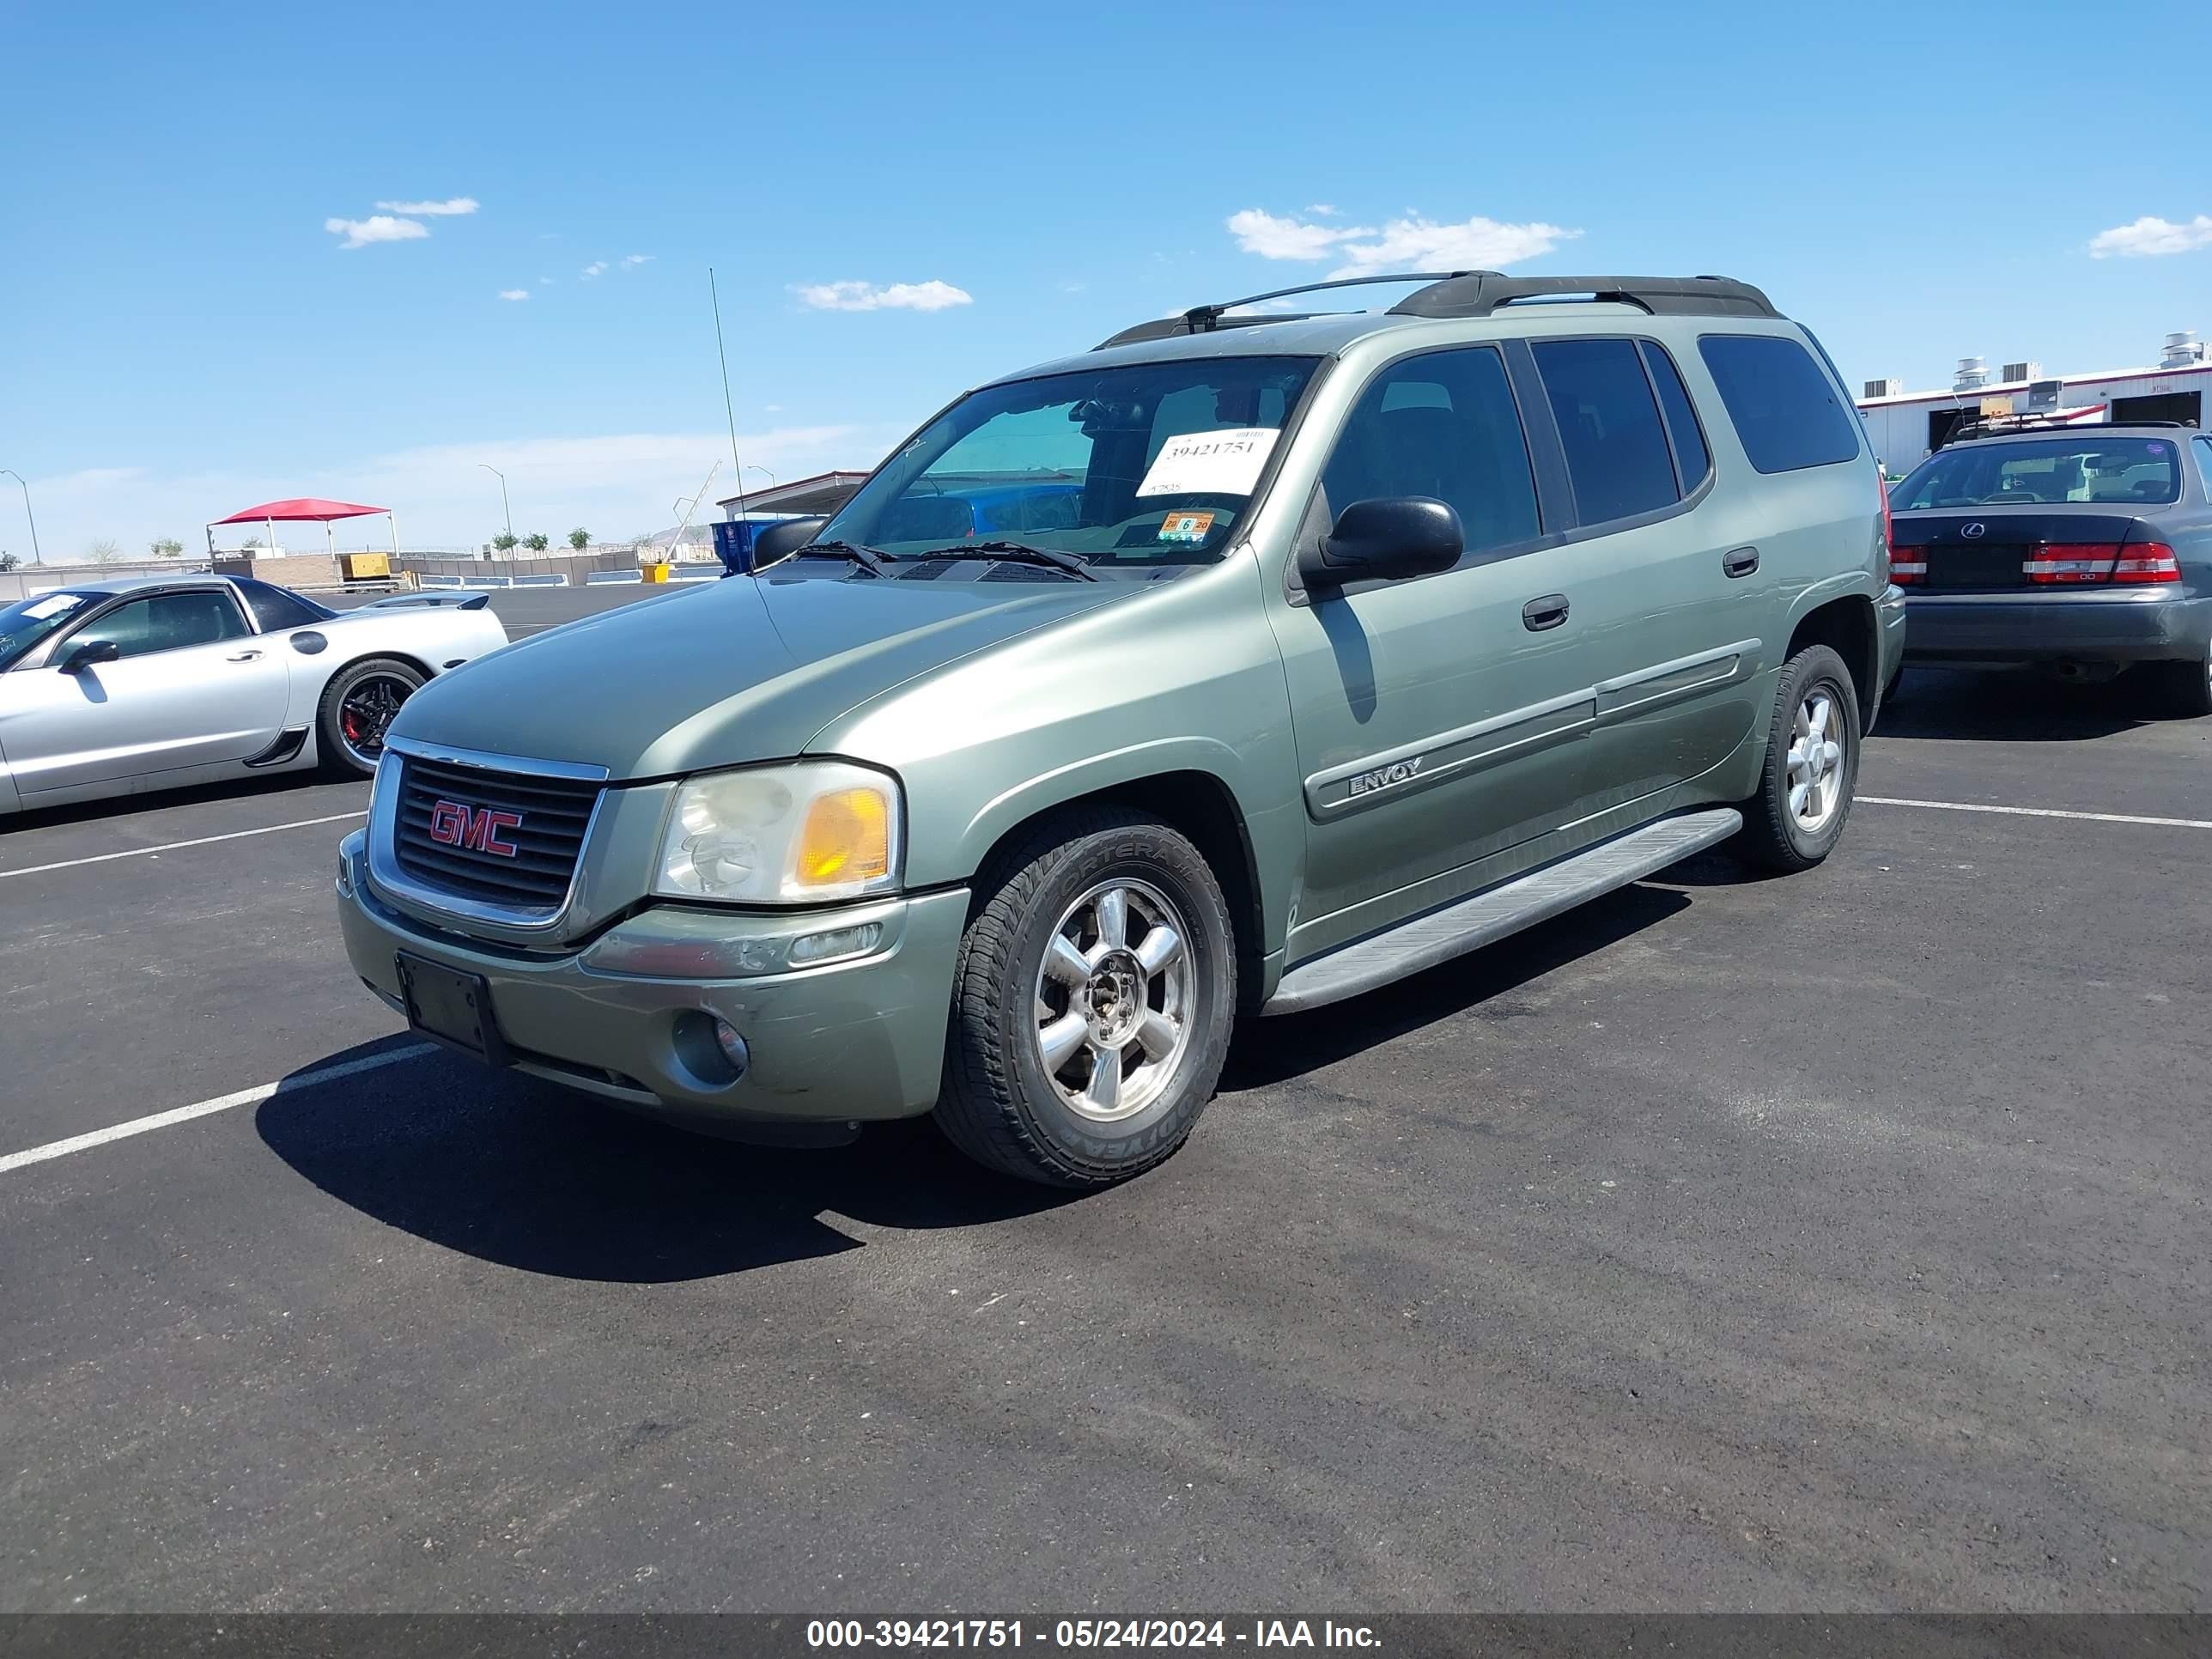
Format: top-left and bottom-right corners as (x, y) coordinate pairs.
(568, 526), (591, 550)
(88, 538), (123, 565)
(0, 552), (19, 572)
(491, 531), (520, 553)
(523, 532), (550, 552)
(151, 537), (184, 559)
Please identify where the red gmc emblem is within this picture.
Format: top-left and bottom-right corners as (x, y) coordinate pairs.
(428, 799), (523, 858)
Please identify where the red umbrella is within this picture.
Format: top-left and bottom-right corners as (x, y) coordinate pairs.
(207, 498), (398, 559)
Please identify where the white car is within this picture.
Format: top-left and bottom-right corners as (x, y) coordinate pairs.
(0, 574), (509, 817)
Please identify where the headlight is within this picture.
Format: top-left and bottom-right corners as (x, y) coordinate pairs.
(653, 761), (902, 904)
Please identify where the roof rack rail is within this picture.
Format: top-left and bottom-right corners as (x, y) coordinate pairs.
(1092, 270), (1780, 351)
(1387, 272), (1778, 320)
(1093, 271), (1479, 350)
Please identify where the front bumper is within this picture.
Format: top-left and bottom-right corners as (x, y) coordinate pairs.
(1901, 588), (2211, 667)
(336, 831), (967, 1125)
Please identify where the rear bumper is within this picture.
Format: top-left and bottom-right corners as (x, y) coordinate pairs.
(1900, 588), (2211, 666)
(337, 830), (967, 1125)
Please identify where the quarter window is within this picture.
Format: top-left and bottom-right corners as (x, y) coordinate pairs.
(233, 577), (332, 631)
(1697, 334), (1862, 474)
(1640, 342), (1711, 491)
(1319, 346), (1540, 560)
(65, 591), (250, 661)
(1531, 338), (1680, 523)
(2195, 437), (2212, 493)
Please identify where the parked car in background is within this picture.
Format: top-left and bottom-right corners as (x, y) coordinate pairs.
(1887, 425), (2212, 714)
(0, 575), (507, 816)
(336, 271), (1901, 1188)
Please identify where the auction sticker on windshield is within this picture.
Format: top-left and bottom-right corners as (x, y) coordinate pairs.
(1136, 428), (1280, 498)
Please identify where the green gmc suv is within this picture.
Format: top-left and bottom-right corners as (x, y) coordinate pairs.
(336, 271), (1905, 1187)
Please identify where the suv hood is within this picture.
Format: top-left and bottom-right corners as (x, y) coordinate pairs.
(386, 574), (1128, 777)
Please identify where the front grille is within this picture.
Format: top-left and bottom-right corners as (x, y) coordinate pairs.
(392, 756), (602, 913)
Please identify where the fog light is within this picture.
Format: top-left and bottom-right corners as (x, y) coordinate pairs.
(787, 921), (884, 965)
(713, 1018), (750, 1075)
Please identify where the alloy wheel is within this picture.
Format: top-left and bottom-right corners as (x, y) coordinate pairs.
(337, 674), (412, 769)
(1031, 878), (1193, 1123)
(1786, 688), (1847, 832)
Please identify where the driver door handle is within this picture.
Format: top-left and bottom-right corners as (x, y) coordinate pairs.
(1723, 546), (1760, 578)
(1522, 593), (1570, 632)
(226, 649), (264, 662)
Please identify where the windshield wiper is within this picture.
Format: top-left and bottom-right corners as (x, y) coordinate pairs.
(911, 541), (1099, 581)
(783, 539), (894, 575)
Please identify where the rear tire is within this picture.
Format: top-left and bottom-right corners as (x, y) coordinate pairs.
(1734, 643), (1862, 873)
(2148, 647), (2212, 719)
(317, 657), (424, 778)
(936, 807), (1237, 1188)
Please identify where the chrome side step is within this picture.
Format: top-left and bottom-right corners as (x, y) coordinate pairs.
(1262, 807), (1741, 1016)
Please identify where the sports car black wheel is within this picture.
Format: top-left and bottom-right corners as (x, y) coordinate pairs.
(318, 657), (425, 778)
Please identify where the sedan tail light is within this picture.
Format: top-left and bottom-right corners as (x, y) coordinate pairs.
(2112, 541), (2181, 584)
(2023, 544), (2119, 584)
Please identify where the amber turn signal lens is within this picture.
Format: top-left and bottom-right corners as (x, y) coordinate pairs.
(794, 787), (891, 886)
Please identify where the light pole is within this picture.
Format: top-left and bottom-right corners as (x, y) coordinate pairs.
(477, 463), (512, 547)
(0, 469), (41, 565)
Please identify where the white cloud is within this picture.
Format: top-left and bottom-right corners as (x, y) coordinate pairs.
(1304, 203), (1339, 217)
(1226, 208), (1376, 260)
(764, 403), (784, 412)
(374, 197), (479, 216)
(325, 214), (429, 250)
(2088, 214), (2212, 258)
(497, 289), (530, 301)
(790, 278), (973, 313)
(580, 260), (608, 279)
(620, 253), (653, 268)
(1225, 206), (1580, 277)
(538, 276), (553, 285)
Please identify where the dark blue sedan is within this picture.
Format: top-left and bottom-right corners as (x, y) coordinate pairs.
(1888, 425), (2212, 715)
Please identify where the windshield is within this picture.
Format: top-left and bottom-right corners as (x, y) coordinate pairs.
(0, 590), (99, 671)
(818, 356), (1322, 567)
(1894, 435), (2182, 509)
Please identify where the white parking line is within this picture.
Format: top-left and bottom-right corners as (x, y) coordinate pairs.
(0, 1044), (438, 1176)
(1862, 796), (2212, 830)
(0, 811), (364, 881)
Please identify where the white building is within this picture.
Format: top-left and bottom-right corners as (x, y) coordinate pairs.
(1856, 330), (2207, 474)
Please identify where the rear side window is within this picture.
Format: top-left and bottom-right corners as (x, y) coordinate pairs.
(233, 577), (332, 631)
(1698, 334), (1861, 473)
(2196, 437), (2212, 493)
(1531, 338), (1680, 523)
(1321, 346), (1540, 559)
(1640, 342), (1711, 491)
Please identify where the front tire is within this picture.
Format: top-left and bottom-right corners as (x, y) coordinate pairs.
(317, 657), (425, 778)
(936, 808), (1237, 1188)
(1734, 643), (1862, 873)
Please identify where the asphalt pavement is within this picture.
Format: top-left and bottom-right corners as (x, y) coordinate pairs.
(2, 617), (2207, 1613)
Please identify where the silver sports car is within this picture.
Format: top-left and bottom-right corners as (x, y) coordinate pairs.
(0, 574), (508, 816)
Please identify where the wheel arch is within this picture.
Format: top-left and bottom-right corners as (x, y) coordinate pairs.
(956, 756), (1275, 1013)
(1784, 588), (1879, 729)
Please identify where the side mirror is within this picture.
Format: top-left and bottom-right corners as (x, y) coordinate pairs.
(1301, 497), (1464, 588)
(59, 638), (120, 674)
(745, 517), (831, 570)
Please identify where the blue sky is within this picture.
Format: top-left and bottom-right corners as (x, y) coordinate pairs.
(4, 0), (2208, 559)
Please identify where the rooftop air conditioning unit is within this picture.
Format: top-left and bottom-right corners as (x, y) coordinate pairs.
(2027, 379), (2063, 412)
(1863, 378), (1903, 398)
(1954, 356), (1988, 392)
(2162, 330), (2203, 368)
(2002, 361), (2040, 384)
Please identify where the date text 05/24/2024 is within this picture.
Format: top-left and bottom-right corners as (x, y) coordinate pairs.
(805, 1620), (1381, 1650)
